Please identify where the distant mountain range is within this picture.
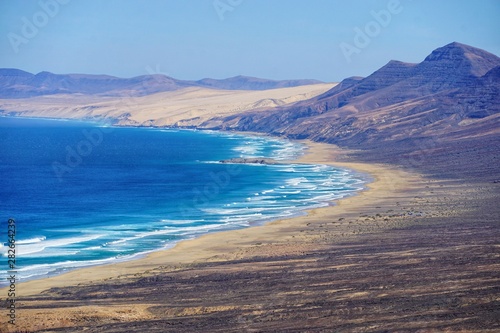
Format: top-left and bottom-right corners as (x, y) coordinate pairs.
(211, 42), (499, 150)
(0, 69), (323, 98)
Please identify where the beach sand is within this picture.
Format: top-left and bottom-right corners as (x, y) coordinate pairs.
(1, 140), (499, 332)
(1, 141), (413, 295)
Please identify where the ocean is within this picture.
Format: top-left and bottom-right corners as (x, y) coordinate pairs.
(0, 116), (366, 284)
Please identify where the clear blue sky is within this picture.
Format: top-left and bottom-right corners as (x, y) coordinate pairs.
(0, 0), (499, 81)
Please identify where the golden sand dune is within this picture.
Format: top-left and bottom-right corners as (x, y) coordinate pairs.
(0, 83), (335, 127)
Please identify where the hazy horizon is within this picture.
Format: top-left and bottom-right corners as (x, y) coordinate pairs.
(1, 0), (499, 81)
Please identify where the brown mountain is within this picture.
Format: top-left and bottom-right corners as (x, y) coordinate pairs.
(0, 69), (322, 98)
(207, 42), (500, 179)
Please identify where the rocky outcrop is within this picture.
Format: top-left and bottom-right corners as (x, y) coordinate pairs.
(219, 158), (283, 165)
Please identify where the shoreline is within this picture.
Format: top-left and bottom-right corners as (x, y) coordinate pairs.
(3, 125), (495, 333)
(0, 118), (363, 281)
(0, 120), (366, 287)
(0, 136), (416, 298)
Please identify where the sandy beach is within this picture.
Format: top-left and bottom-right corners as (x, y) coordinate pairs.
(0, 141), (409, 320)
(1, 2), (498, 330)
(1, 138), (498, 332)
(1, 140), (412, 295)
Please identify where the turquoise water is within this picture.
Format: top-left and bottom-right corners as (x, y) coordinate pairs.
(0, 117), (366, 284)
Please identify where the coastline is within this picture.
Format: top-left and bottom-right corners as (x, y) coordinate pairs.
(0, 138), (416, 298)
(0, 120), (365, 286)
(2, 131), (498, 332)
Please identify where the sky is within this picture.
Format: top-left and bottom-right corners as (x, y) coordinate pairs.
(0, 0), (499, 82)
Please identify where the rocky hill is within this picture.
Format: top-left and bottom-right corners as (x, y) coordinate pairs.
(207, 43), (499, 160)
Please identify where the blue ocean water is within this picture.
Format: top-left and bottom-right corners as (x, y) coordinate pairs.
(0, 117), (366, 284)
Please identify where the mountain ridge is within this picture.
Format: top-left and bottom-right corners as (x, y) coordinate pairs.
(207, 42), (499, 150)
(0, 69), (324, 98)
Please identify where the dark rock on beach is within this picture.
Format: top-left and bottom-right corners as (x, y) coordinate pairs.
(219, 157), (284, 165)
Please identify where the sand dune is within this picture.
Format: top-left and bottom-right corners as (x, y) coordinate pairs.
(0, 83), (335, 127)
